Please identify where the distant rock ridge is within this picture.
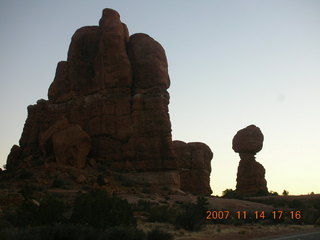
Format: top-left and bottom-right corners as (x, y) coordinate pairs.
(5, 8), (213, 195)
(232, 125), (268, 196)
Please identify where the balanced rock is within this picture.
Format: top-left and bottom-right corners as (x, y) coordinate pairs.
(232, 125), (267, 196)
(5, 8), (213, 195)
(232, 125), (264, 154)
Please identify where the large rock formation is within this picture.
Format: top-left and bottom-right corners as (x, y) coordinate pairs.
(5, 8), (213, 195)
(232, 125), (268, 196)
(173, 141), (213, 195)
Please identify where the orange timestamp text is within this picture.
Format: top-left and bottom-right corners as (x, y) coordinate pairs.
(206, 210), (301, 221)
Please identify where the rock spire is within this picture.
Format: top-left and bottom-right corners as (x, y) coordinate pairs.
(232, 125), (268, 196)
(5, 8), (213, 195)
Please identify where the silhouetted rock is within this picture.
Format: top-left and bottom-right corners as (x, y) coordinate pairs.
(39, 118), (91, 168)
(173, 141), (213, 195)
(232, 125), (264, 154)
(5, 8), (213, 195)
(233, 125), (268, 196)
(6, 145), (21, 171)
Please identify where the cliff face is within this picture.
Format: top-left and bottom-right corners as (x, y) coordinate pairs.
(6, 9), (213, 195)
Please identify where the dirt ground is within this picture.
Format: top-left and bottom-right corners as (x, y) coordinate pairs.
(139, 222), (319, 240)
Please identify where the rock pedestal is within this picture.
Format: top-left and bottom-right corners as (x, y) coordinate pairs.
(232, 125), (268, 196)
(6, 8), (213, 195)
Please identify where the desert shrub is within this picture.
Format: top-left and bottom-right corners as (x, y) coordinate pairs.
(146, 228), (174, 240)
(269, 190), (279, 196)
(37, 194), (66, 225)
(0, 225), (146, 240)
(148, 205), (177, 223)
(0, 217), (12, 230)
(299, 208), (320, 225)
(116, 174), (135, 187)
(5, 199), (38, 227)
(196, 196), (209, 212)
(288, 199), (305, 210)
(19, 183), (37, 200)
(133, 200), (153, 212)
(175, 203), (203, 231)
(255, 189), (269, 196)
(315, 217), (320, 225)
(282, 190), (289, 196)
(0, 224), (98, 240)
(5, 194), (65, 228)
(51, 178), (65, 188)
(272, 199), (287, 208)
(142, 186), (151, 194)
(312, 199), (320, 210)
(101, 226), (145, 240)
(97, 175), (105, 186)
(18, 169), (33, 179)
(174, 197), (208, 231)
(222, 189), (243, 199)
(71, 189), (136, 229)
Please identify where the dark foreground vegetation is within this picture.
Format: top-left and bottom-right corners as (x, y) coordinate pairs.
(221, 189), (320, 225)
(0, 189), (175, 240)
(1, 188), (320, 240)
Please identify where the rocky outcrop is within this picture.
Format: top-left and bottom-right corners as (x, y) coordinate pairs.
(232, 125), (268, 196)
(39, 118), (91, 169)
(173, 141), (213, 195)
(5, 8), (213, 195)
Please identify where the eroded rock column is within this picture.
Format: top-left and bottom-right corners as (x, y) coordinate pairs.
(232, 125), (268, 196)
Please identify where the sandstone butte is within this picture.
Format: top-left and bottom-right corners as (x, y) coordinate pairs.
(4, 8), (213, 196)
(232, 125), (268, 196)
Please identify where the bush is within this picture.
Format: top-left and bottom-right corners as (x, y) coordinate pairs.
(37, 195), (66, 225)
(288, 199), (305, 210)
(19, 183), (37, 200)
(175, 203), (203, 231)
(302, 209), (319, 224)
(272, 199), (287, 208)
(0, 224), (98, 240)
(134, 200), (153, 212)
(102, 226), (145, 240)
(146, 228), (173, 240)
(312, 199), (320, 210)
(51, 178), (65, 188)
(5, 194), (65, 228)
(0, 217), (12, 230)
(148, 205), (177, 223)
(174, 197), (208, 231)
(269, 191), (279, 196)
(71, 189), (136, 229)
(18, 169), (33, 179)
(6, 199), (39, 227)
(97, 175), (105, 186)
(222, 189), (243, 199)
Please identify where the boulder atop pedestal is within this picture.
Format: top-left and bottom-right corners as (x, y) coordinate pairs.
(232, 125), (267, 196)
(232, 125), (264, 154)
